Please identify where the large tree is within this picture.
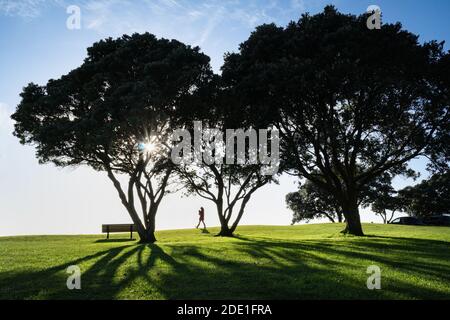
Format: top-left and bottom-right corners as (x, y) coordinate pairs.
(222, 6), (449, 235)
(12, 33), (213, 243)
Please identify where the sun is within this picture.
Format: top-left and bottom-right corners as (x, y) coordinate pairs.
(138, 142), (156, 153)
(144, 142), (156, 153)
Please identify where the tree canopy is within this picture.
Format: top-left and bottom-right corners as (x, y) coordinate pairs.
(371, 185), (405, 224)
(398, 170), (450, 218)
(286, 179), (344, 224)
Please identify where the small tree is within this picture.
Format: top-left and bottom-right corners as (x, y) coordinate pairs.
(286, 180), (343, 224)
(371, 186), (405, 224)
(398, 170), (450, 218)
(170, 72), (279, 237)
(12, 33), (213, 243)
(287, 172), (394, 224)
(172, 113), (278, 236)
(177, 162), (274, 236)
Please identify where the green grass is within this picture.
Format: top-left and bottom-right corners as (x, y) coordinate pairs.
(0, 224), (449, 299)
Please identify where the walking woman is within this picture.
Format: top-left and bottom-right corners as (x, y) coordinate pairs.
(196, 207), (206, 230)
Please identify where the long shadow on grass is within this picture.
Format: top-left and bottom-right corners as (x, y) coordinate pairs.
(142, 236), (449, 299)
(0, 244), (136, 299)
(1, 236), (449, 299)
(0, 243), (186, 299)
(224, 235), (450, 299)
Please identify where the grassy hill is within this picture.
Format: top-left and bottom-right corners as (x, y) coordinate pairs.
(0, 223), (449, 299)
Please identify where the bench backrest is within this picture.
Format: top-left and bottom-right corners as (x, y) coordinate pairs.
(102, 224), (136, 233)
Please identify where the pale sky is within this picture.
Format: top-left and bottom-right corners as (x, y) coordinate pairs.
(1, 0), (449, 236)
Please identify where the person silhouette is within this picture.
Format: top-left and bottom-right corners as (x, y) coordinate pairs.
(196, 207), (206, 230)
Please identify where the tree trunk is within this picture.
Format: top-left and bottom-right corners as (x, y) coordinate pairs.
(216, 225), (234, 237)
(138, 229), (157, 243)
(333, 205), (343, 223)
(337, 211), (343, 223)
(324, 213), (335, 223)
(229, 194), (252, 234)
(340, 196), (364, 236)
(214, 200), (234, 237)
(139, 207), (157, 243)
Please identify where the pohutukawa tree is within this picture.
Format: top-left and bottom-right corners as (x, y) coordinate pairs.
(286, 179), (344, 224)
(397, 170), (450, 218)
(171, 79), (279, 237)
(371, 186), (406, 224)
(287, 171), (395, 224)
(12, 33), (213, 243)
(222, 6), (449, 235)
(172, 123), (278, 237)
(176, 161), (275, 237)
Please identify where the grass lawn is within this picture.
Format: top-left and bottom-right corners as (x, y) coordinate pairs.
(0, 223), (449, 300)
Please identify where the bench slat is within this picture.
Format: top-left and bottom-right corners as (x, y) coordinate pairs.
(102, 224), (136, 233)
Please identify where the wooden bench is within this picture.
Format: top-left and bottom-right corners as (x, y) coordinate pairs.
(102, 224), (136, 239)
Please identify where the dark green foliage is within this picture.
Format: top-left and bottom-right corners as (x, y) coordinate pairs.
(399, 171), (450, 217)
(12, 33), (212, 170)
(222, 6), (449, 235)
(371, 186), (406, 224)
(11, 33), (213, 242)
(286, 180), (343, 223)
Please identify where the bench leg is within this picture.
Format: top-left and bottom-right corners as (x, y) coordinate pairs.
(107, 231), (109, 239)
(130, 225), (133, 240)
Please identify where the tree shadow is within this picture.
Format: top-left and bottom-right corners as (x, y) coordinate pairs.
(1, 235), (449, 299)
(0, 244), (135, 299)
(0, 242), (189, 299)
(221, 235), (450, 299)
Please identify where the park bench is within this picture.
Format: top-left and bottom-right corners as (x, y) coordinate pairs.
(102, 224), (136, 239)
